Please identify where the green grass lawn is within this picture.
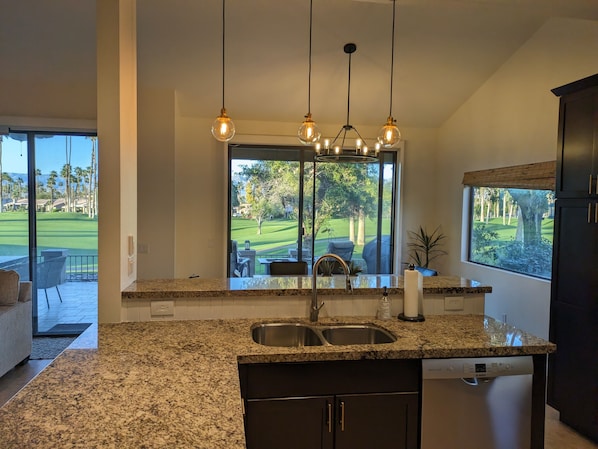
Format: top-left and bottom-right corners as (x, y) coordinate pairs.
(475, 217), (554, 243)
(231, 216), (390, 257)
(0, 212), (98, 256)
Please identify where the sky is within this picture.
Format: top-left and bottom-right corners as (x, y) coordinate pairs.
(1, 134), (95, 175)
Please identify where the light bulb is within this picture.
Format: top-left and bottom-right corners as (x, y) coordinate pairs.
(211, 108), (236, 142)
(377, 116), (401, 148)
(298, 113), (321, 145)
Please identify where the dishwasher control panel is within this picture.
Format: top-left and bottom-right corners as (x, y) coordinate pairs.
(422, 356), (534, 379)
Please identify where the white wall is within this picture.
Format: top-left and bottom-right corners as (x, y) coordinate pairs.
(436, 18), (598, 338)
(137, 88), (176, 279)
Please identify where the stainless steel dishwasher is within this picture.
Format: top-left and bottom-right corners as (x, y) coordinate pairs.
(421, 356), (533, 449)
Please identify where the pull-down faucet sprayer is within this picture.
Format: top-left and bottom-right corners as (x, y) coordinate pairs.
(310, 253), (353, 322)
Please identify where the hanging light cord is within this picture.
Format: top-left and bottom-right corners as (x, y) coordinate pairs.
(307, 0), (313, 115)
(346, 50), (352, 127)
(388, 0), (396, 117)
(221, 0), (226, 110)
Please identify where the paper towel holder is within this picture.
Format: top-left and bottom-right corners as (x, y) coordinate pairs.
(398, 312), (425, 322)
(399, 264), (425, 322)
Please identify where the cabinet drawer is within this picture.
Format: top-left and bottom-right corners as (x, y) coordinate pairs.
(239, 359), (419, 399)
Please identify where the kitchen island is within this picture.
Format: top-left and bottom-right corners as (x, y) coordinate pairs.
(0, 315), (554, 448)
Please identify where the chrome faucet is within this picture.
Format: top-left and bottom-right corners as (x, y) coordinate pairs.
(310, 253), (353, 322)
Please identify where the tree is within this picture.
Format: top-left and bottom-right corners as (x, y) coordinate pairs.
(47, 170), (58, 208)
(312, 162), (377, 245)
(507, 189), (549, 245)
(242, 163), (276, 235)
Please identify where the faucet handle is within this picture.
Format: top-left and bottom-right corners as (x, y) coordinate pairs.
(313, 301), (325, 311)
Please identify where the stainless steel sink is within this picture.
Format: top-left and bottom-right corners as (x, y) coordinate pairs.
(251, 323), (325, 347)
(321, 324), (397, 345)
(251, 322), (396, 347)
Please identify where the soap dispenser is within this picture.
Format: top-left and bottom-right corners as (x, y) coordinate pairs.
(376, 286), (392, 320)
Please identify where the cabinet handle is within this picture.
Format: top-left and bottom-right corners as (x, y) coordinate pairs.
(595, 202), (598, 223)
(339, 401), (345, 432)
(327, 402), (332, 433)
(589, 174), (594, 195)
(589, 203), (592, 224)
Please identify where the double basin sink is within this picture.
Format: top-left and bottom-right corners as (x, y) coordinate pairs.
(251, 322), (397, 347)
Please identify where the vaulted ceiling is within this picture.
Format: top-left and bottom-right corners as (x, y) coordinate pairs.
(2, 0), (597, 128)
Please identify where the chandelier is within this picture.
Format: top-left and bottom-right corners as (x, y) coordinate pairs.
(315, 43), (380, 163)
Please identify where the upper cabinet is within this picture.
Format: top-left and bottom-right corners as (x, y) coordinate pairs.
(552, 74), (598, 199)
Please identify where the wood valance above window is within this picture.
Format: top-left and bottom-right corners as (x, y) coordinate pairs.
(462, 160), (556, 190)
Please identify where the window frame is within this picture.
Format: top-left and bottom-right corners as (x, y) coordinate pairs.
(225, 140), (403, 276)
(463, 161), (556, 280)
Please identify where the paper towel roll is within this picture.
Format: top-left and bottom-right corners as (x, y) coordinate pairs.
(404, 268), (419, 318)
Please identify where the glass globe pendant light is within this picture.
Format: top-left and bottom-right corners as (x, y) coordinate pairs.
(377, 0), (401, 148)
(211, 0), (235, 142)
(297, 0), (321, 145)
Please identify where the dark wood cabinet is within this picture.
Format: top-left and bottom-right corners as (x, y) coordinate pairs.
(239, 359), (420, 449)
(245, 396), (334, 449)
(334, 393), (418, 449)
(548, 73), (598, 443)
(552, 74), (598, 199)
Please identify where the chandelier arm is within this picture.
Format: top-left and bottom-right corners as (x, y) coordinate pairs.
(352, 127), (367, 144)
(330, 126), (345, 147)
(340, 127), (348, 150)
(389, 0), (396, 118)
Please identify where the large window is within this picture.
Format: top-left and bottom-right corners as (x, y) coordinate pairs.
(464, 162), (555, 280)
(228, 145), (398, 276)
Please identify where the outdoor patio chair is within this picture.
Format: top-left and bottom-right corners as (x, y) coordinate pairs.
(326, 240), (354, 263)
(269, 261), (308, 275)
(36, 256), (67, 308)
(230, 240), (251, 277)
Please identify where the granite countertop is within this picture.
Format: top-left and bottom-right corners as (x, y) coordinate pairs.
(0, 315), (553, 448)
(122, 275), (492, 299)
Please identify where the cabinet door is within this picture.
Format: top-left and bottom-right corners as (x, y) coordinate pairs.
(244, 396), (334, 449)
(550, 199), (598, 309)
(556, 89), (598, 198)
(548, 301), (598, 442)
(335, 393), (419, 449)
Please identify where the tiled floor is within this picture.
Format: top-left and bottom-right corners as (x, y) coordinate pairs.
(36, 281), (98, 332)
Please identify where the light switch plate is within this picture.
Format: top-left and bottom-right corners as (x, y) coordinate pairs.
(444, 296), (464, 311)
(150, 300), (174, 316)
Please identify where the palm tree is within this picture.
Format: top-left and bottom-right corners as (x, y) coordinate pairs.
(47, 170), (58, 208)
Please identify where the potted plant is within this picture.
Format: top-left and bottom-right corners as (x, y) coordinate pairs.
(407, 225), (447, 269)
(348, 261), (362, 276)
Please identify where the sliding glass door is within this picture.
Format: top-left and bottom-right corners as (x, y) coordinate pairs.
(0, 131), (98, 336)
(228, 145), (397, 276)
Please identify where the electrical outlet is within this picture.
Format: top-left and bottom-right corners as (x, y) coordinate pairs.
(444, 296), (464, 311)
(150, 301), (174, 316)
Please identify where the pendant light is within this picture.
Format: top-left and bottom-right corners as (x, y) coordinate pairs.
(211, 0), (235, 142)
(298, 0), (321, 145)
(315, 43), (380, 163)
(377, 0), (401, 148)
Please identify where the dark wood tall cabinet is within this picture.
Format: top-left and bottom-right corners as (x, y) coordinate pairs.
(548, 73), (598, 443)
